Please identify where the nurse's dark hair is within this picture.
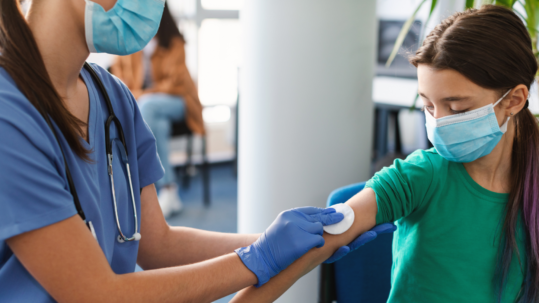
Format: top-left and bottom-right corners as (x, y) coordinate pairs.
(410, 5), (539, 302)
(155, 2), (185, 49)
(0, 0), (91, 161)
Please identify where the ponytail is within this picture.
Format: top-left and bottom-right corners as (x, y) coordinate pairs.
(0, 0), (90, 160)
(502, 109), (539, 302)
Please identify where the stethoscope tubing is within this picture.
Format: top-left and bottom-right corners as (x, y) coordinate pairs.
(40, 63), (140, 243)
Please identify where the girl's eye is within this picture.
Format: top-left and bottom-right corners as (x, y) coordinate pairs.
(450, 109), (467, 114)
(421, 106), (434, 113)
(421, 106), (468, 115)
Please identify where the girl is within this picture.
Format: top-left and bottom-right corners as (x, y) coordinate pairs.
(231, 5), (539, 303)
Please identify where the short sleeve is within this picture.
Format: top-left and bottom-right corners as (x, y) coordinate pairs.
(119, 84), (164, 188)
(366, 150), (435, 224)
(0, 111), (76, 242)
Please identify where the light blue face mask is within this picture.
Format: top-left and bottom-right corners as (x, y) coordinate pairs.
(425, 90), (511, 163)
(85, 0), (165, 55)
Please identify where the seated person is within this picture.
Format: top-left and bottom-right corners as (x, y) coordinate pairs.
(230, 5), (537, 303)
(111, 2), (203, 217)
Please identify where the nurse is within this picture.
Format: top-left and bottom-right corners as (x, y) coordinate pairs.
(0, 0), (392, 302)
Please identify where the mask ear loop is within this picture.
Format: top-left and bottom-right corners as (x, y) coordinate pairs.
(493, 89), (512, 107)
(494, 89), (512, 133)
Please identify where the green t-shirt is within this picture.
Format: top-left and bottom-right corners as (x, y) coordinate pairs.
(366, 148), (525, 303)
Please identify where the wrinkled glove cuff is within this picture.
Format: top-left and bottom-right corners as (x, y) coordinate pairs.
(235, 245), (272, 287)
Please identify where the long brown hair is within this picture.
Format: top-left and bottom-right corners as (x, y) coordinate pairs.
(0, 0), (90, 160)
(410, 5), (539, 302)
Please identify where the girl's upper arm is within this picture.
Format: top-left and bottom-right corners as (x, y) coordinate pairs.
(366, 150), (435, 224)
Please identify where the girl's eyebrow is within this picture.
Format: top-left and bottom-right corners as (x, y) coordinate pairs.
(441, 96), (471, 102)
(418, 92), (471, 102)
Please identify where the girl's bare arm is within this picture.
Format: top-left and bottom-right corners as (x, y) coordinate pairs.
(230, 188), (378, 303)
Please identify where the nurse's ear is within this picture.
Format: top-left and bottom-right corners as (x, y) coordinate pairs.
(504, 84), (529, 117)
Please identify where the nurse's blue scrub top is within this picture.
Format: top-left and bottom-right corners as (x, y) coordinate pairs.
(0, 64), (164, 302)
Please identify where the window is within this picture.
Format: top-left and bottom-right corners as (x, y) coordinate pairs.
(169, 0), (241, 107)
(198, 19), (241, 106)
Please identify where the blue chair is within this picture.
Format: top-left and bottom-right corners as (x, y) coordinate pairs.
(319, 182), (394, 303)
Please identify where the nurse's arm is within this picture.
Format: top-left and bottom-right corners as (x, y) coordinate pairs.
(7, 214), (258, 303)
(230, 188), (378, 303)
(137, 184), (260, 269)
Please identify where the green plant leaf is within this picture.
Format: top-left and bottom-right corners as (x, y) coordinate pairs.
(523, 0), (538, 39)
(386, 0), (428, 67)
(424, 0), (438, 29)
(465, 0), (475, 9)
(421, 0), (439, 44)
(495, 0), (513, 7)
(410, 93), (420, 111)
(429, 0), (438, 14)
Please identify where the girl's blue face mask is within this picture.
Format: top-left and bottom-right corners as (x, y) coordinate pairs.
(425, 90), (511, 163)
(85, 0), (165, 55)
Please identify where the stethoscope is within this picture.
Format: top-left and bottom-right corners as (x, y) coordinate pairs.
(42, 62), (140, 243)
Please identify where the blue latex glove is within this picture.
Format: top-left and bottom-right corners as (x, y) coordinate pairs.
(324, 223), (397, 264)
(235, 207), (344, 287)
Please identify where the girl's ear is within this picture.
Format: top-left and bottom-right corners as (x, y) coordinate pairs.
(505, 84), (529, 116)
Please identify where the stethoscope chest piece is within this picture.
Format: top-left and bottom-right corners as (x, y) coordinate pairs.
(117, 233), (141, 243)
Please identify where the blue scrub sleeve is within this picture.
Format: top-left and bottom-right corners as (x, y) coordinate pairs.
(0, 109), (76, 242)
(119, 84), (164, 188)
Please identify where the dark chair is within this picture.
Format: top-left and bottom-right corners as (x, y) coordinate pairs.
(171, 120), (210, 207)
(319, 182), (393, 303)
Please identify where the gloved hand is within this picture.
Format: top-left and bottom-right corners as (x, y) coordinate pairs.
(324, 223), (397, 264)
(235, 207), (344, 287)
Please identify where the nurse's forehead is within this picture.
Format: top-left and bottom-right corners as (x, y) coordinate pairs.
(417, 64), (482, 100)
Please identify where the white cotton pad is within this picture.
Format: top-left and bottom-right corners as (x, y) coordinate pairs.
(323, 203), (355, 235)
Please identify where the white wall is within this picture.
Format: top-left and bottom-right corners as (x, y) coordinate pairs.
(238, 1), (377, 302)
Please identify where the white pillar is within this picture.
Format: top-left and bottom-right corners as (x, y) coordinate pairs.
(238, 1), (377, 302)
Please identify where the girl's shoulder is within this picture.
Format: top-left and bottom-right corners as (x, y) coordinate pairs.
(396, 148), (447, 172)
